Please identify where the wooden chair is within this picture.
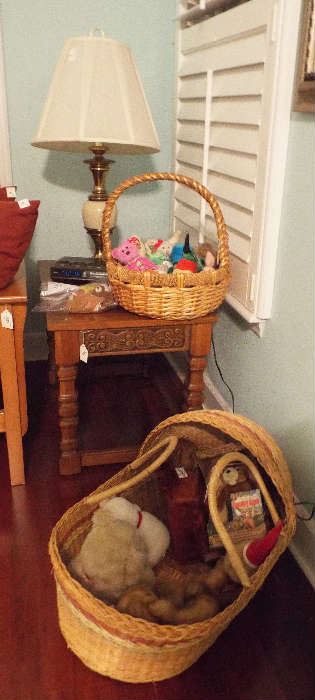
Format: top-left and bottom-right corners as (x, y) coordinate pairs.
(0, 266), (28, 485)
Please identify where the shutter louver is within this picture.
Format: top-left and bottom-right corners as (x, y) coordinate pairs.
(174, 0), (301, 322)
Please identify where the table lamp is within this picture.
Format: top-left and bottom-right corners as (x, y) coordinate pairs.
(31, 31), (160, 260)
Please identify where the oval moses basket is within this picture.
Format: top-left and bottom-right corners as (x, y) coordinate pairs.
(49, 410), (296, 683)
(101, 172), (230, 320)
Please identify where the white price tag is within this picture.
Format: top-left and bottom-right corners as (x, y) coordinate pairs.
(80, 343), (88, 363)
(175, 467), (188, 479)
(17, 198), (30, 209)
(6, 186), (16, 199)
(1, 309), (14, 329)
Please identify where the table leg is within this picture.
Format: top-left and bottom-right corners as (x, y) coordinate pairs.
(47, 331), (57, 386)
(0, 314), (25, 485)
(54, 331), (81, 475)
(184, 320), (213, 410)
(57, 363), (81, 474)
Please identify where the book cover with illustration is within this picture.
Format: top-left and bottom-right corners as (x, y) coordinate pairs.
(208, 488), (266, 548)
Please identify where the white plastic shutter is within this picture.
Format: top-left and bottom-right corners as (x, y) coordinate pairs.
(173, 0), (301, 322)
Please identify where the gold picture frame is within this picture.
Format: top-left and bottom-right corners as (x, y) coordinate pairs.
(294, 0), (315, 112)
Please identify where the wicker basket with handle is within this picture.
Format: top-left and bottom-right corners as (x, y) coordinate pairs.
(101, 172), (230, 319)
(49, 411), (296, 683)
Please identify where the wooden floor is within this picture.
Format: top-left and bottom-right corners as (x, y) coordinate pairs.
(0, 358), (314, 700)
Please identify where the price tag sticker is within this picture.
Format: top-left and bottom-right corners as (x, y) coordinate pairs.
(80, 343), (88, 363)
(175, 467), (188, 479)
(1, 309), (14, 329)
(6, 186), (16, 199)
(17, 198), (30, 209)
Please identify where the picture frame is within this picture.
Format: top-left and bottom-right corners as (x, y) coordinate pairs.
(294, 0), (315, 113)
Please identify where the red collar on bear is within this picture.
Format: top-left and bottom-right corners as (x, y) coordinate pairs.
(137, 510), (143, 528)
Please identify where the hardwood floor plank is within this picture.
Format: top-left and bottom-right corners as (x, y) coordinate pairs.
(0, 359), (314, 700)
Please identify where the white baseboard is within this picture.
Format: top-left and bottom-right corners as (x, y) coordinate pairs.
(289, 497), (315, 588)
(289, 523), (315, 589)
(203, 373), (232, 412)
(164, 353), (231, 411)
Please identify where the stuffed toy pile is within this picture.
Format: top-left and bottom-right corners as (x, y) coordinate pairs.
(68, 496), (282, 626)
(111, 232), (217, 274)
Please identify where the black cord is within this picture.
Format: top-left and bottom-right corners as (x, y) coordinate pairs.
(211, 334), (235, 413)
(294, 501), (315, 521)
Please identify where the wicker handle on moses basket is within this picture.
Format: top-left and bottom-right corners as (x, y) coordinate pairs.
(101, 172), (229, 270)
(208, 451), (282, 588)
(84, 435), (178, 507)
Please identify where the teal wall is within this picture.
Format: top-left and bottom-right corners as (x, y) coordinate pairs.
(208, 113), (314, 503)
(1, 0), (176, 262)
(207, 112), (314, 582)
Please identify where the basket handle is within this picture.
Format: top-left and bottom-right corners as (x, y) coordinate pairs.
(84, 435), (178, 507)
(208, 451), (281, 588)
(101, 172), (229, 270)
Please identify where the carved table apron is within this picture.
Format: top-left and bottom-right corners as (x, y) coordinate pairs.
(46, 307), (217, 475)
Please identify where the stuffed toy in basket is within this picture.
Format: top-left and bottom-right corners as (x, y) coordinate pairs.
(49, 410), (296, 683)
(101, 172), (230, 320)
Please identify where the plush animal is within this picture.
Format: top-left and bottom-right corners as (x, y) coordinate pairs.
(127, 256), (158, 271)
(156, 260), (173, 274)
(200, 521), (284, 589)
(218, 461), (255, 523)
(69, 497), (170, 602)
(170, 243), (185, 264)
(112, 240), (139, 265)
(99, 497), (170, 567)
(223, 520), (283, 583)
(197, 242), (217, 269)
(144, 239), (173, 259)
(168, 229), (183, 245)
(116, 582), (219, 625)
(204, 250), (216, 269)
(126, 235), (146, 255)
(111, 241), (158, 271)
(174, 259), (198, 273)
(116, 584), (158, 622)
(149, 593), (219, 625)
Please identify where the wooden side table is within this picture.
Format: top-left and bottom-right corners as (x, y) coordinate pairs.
(0, 266), (28, 485)
(41, 263), (217, 476)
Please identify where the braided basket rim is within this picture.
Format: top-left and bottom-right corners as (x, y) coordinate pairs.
(101, 172), (231, 291)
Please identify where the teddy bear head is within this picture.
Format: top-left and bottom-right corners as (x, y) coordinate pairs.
(112, 241), (139, 265)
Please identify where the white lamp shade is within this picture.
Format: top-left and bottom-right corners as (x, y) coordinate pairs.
(32, 35), (160, 154)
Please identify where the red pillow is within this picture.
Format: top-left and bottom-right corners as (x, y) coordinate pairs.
(0, 200), (40, 288)
(0, 185), (17, 200)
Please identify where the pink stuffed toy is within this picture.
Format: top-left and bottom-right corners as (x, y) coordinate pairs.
(112, 241), (139, 265)
(112, 240), (158, 271)
(127, 257), (158, 271)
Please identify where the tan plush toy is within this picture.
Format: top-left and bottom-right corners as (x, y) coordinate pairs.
(69, 497), (170, 603)
(218, 461), (255, 523)
(116, 583), (219, 625)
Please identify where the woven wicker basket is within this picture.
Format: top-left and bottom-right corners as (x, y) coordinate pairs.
(49, 410), (296, 683)
(101, 172), (230, 319)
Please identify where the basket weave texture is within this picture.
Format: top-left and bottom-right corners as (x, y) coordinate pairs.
(49, 410), (296, 683)
(101, 172), (230, 319)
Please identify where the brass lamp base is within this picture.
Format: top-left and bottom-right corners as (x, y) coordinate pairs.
(86, 228), (104, 262)
(82, 144), (116, 260)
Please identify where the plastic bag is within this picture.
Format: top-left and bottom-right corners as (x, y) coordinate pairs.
(33, 281), (117, 313)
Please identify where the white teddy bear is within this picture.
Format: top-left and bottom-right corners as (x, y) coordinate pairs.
(69, 497), (170, 603)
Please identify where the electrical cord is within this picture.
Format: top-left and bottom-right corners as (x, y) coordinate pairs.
(210, 337), (315, 521)
(211, 334), (235, 413)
